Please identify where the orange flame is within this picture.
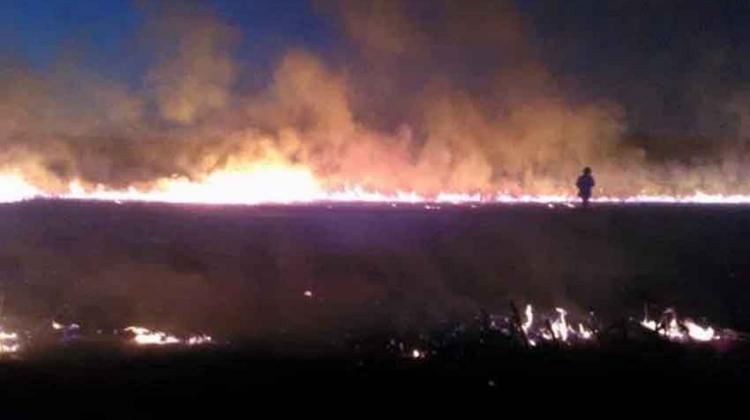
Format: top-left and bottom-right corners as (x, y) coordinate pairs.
(2, 165), (750, 205)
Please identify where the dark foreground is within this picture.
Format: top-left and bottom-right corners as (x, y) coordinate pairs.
(2, 199), (750, 333)
(0, 340), (746, 416)
(0, 200), (749, 412)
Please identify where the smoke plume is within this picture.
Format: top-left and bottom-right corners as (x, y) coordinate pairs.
(0, 0), (748, 197)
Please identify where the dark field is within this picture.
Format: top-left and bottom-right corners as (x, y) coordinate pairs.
(2, 199), (749, 333)
(0, 200), (749, 409)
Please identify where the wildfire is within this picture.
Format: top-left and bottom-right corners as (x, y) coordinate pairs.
(0, 174), (42, 203)
(519, 305), (595, 346)
(640, 308), (719, 342)
(125, 326), (181, 346)
(1, 166), (750, 205)
(124, 326), (213, 347)
(186, 335), (213, 346)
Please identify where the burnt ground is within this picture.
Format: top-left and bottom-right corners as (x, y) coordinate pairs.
(0, 200), (749, 411)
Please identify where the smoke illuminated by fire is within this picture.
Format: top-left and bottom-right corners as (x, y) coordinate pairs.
(2, 2), (750, 204)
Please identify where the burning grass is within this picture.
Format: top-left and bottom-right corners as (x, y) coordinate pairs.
(3, 168), (750, 205)
(0, 303), (740, 363)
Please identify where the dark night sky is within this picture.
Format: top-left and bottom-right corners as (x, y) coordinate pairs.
(522, 0), (750, 138)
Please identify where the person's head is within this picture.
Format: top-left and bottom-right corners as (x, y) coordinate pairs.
(583, 167), (592, 175)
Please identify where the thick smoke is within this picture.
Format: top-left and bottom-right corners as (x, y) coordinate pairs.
(0, 0), (748, 196)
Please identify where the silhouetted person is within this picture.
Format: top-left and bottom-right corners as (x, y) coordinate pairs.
(576, 167), (595, 208)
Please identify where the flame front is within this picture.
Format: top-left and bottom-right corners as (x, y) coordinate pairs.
(3, 166), (750, 205)
(0, 174), (42, 203)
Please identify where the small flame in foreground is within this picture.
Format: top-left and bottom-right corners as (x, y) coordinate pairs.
(684, 321), (716, 342)
(519, 304), (595, 345)
(551, 308), (570, 342)
(640, 308), (719, 342)
(522, 304), (533, 335)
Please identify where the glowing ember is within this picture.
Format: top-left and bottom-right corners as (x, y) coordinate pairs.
(52, 320), (81, 342)
(186, 335), (213, 346)
(52, 320), (80, 331)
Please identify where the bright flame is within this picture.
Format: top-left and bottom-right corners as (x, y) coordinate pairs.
(641, 309), (719, 342)
(641, 319), (658, 331)
(522, 304), (533, 335)
(0, 328), (20, 353)
(684, 321), (716, 342)
(186, 335), (213, 346)
(517, 304), (595, 345)
(124, 326), (181, 346)
(577, 323), (594, 340)
(4, 166), (750, 205)
(124, 326), (214, 347)
(551, 308), (570, 341)
(0, 174), (41, 203)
